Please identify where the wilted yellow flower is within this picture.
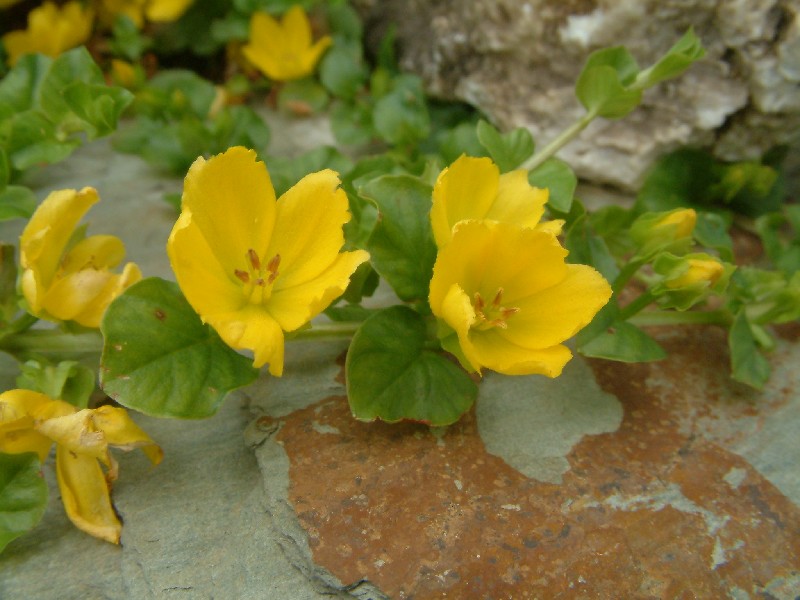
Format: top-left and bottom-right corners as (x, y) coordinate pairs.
(19, 187), (142, 328)
(242, 5), (332, 81)
(429, 220), (611, 377)
(167, 147), (369, 376)
(430, 155), (562, 248)
(2, 1), (94, 66)
(97, 0), (193, 28)
(0, 389), (162, 543)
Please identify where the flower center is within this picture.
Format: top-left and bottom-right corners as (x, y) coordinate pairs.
(234, 248), (280, 304)
(472, 288), (519, 331)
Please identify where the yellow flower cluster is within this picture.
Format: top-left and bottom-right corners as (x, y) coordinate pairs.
(1, 0), (194, 65)
(0, 390), (162, 543)
(428, 156), (612, 377)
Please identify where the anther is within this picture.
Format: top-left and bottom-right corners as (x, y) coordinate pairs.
(492, 288), (504, 306)
(474, 292), (485, 312)
(234, 269), (250, 283)
(247, 248), (261, 271)
(266, 254), (281, 284)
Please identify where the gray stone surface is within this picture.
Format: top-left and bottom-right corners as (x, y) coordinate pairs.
(358, 0), (800, 190)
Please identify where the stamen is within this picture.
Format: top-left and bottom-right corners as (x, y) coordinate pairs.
(255, 278), (266, 287)
(501, 307), (520, 318)
(266, 254), (281, 284)
(492, 288), (504, 306)
(247, 248), (261, 271)
(234, 269), (250, 283)
(474, 292), (485, 312)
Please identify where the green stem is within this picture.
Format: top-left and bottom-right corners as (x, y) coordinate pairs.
(612, 259), (646, 294)
(521, 110), (598, 172)
(630, 309), (732, 327)
(0, 329), (104, 357)
(618, 291), (656, 321)
(288, 321), (362, 341)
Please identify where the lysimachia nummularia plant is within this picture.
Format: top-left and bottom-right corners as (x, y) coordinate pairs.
(1, 0), (797, 553)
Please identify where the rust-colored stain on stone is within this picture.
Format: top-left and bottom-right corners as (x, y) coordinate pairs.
(274, 326), (799, 598)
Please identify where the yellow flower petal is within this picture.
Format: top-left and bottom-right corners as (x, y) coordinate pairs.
(37, 409), (108, 463)
(56, 446), (121, 544)
(168, 209), (245, 317)
(62, 235), (126, 273)
(207, 305), (285, 374)
(42, 262), (142, 328)
(144, 0), (193, 22)
(503, 264), (613, 349)
(438, 283), (481, 372)
(268, 249), (369, 331)
(20, 187), (99, 291)
(484, 169), (548, 230)
(430, 156), (498, 247)
(282, 4), (312, 52)
(268, 169), (351, 288)
(469, 330), (574, 377)
(179, 148), (277, 274)
(92, 406), (163, 465)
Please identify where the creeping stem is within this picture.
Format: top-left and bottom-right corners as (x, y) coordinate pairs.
(521, 109), (598, 172)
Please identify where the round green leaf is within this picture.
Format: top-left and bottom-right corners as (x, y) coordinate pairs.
(360, 175), (437, 302)
(346, 306), (477, 425)
(100, 278), (258, 418)
(0, 452), (47, 553)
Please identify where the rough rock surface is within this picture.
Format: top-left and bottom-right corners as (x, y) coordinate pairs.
(358, 0), (800, 190)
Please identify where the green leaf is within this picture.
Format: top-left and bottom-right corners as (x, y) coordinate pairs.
(267, 145), (353, 197)
(372, 75), (430, 146)
(319, 42), (368, 99)
(436, 121), (488, 164)
(100, 278), (259, 418)
(634, 28), (705, 90)
(330, 100), (375, 146)
(211, 105), (271, 154)
(575, 47), (642, 118)
(756, 208), (800, 275)
(575, 64), (643, 119)
(635, 148), (717, 213)
(277, 79), (329, 114)
(0, 186), (36, 221)
(729, 311), (771, 389)
(360, 175), (437, 301)
(694, 211), (734, 262)
(109, 14), (152, 60)
(17, 360), (96, 409)
(0, 452), (47, 553)
(528, 157), (577, 213)
(475, 119), (534, 172)
(577, 301), (666, 362)
(346, 306), (477, 425)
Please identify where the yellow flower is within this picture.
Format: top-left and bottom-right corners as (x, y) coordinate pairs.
(97, 0), (194, 28)
(0, 389), (162, 544)
(19, 187), (143, 328)
(429, 220), (611, 377)
(242, 5), (332, 81)
(2, 1), (94, 66)
(430, 155), (562, 248)
(167, 147), (369, 376)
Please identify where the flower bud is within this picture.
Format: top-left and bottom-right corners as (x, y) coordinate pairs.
(664, 256), (725, 289)
(630, 208), (697, 259)
(652, 252), (733, 310)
